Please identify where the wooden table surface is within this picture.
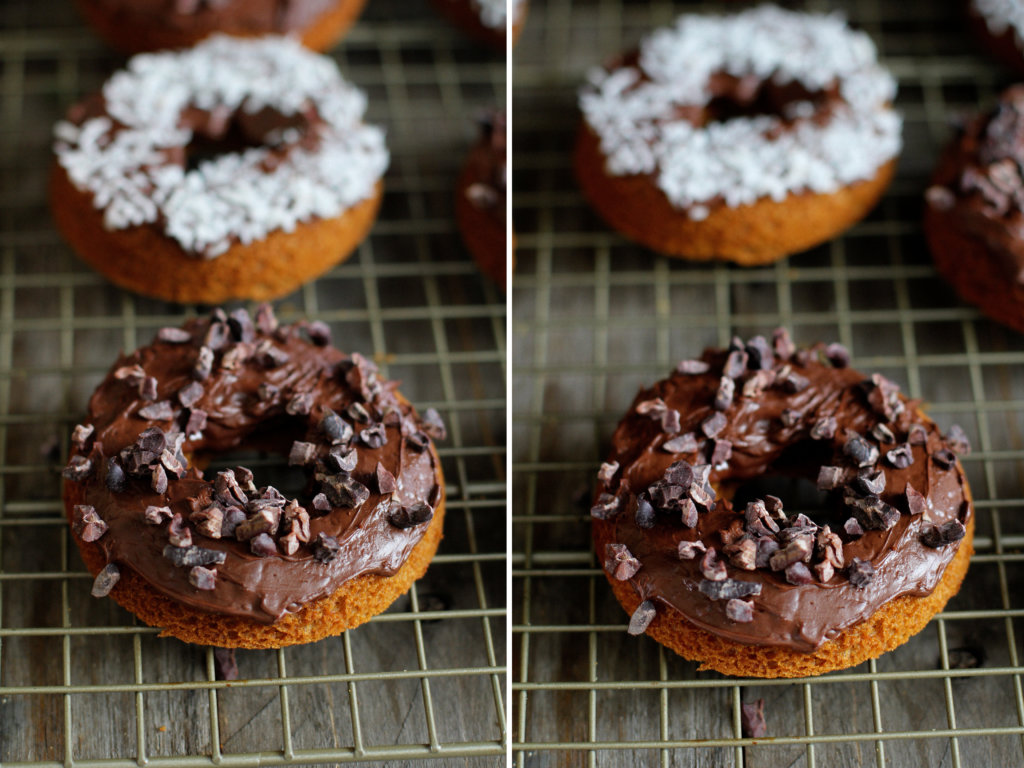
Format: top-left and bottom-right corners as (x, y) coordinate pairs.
(0, 1), (508, 765)
(512, 1), (1024, 766)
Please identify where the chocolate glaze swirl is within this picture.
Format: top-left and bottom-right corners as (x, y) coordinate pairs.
(65, 308), (443, 625)
(595, 337), (971, 653)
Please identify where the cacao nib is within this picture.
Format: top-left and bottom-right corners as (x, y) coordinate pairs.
(91, 563), (120, 597)
(726, 598), (754, 623)
(388, 502), (434, 529)
(745, 336), (773, 371)
(847, 557), (875, 587)
(249, 533), (277, 557)
(162, 544), (226, 567)
(105, 457), (126, 492)
(192, 346), (214, 381)
(677, 540), (707, 560)
(843, 432), (879, 468)
(905, 484), (928, 517)
(635, 497), (656, 529)
(741, 699), (768, 738)
(288, 441), (317, 466)
(849, 494), (900, 531)
(305, 320), (331, 346)
(590, 493), (620, 520)
(676, 359), (710, 375)
(188, 565), (217, 590)
(145, 505), (173, 524)
(156, 327), (192, 344)
(810, 416), (837, 440)
(627, 600), (657, 635)
(755, 538), (780, 569)
(312, 532), (341, 563)
(908, 424), (928, 445)
(700, 547), (727, 581)
(947, 424), (971, 455)
(772, 328), (795, 360)
(320, 408), (353, 444)
(871, 423), (895, 444)
(422, 408), (447, 440)
(167, 513), (192, 547)
(701, 411), (727, 438)
(699, 578), (762, 600)
(843, 517), (865, 537)
(854, 470), (886, 496)
(932, 449), (956, 469)
(714, 376), (735, 411)
(319, 473), (370, 509)
(723, 349), (748, 379)
(597, 461), (619, 487)
(824, 343), (850, 368)
(73, 505), (107, 542)
(255, 303), (278, 334)
(286, 392), (313, 416)
(376, 462), (397, 494)
(604, 543), (641, 581)
(817, 465), (846, 491)
(63, 455), (93, 481)
(885, 443), (914, 469)
(358, 423), (388, 449)
(921, 519), (966, 548)
(785, 561), (814, 585)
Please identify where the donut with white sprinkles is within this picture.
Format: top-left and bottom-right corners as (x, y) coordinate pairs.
(575, 5), (902, 265)
(50, 35), (388, 304)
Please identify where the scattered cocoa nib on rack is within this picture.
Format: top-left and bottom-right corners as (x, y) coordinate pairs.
(604, 543), (641, 581)
(214, 647), (239, 681)
(627, 600), (657, 635)
(741, 699), (768, 738)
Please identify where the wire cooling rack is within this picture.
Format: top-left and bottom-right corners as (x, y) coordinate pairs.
(0, 1), (506, 765)
(513, 0), (1024, 766)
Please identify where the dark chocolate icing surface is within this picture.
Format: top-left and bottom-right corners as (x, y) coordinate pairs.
(65, 306), (444, 625)
(594, 333), (972, 653)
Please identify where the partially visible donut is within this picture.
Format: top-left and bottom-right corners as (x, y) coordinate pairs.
(62, 305), (446, 649)
(457, 110), (508, 290)
(925, 85), (1024, 334)
(968, 0), (1024, 74)
(593, 331), (974, 678)
(73, 0), (368, 54)
(50, 36), (388, 304)
(432, 0), (528, 49)
(576, 6), (901, 264)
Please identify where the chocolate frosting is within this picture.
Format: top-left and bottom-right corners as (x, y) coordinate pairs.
(88, 0), (337, 33)
(65, 307), (444, 625)
(595, 334), (971, 653)
(926, 85), (1024, 287)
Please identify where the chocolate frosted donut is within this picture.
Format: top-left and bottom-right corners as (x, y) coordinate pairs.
(50, 36), (387, 304)
(457, 110), (507, 290)
(593, 331), (974, 678)
(925, 86), (1024, 334)
(576, 5), (901, 265)
(74, 0), (368, 54)
(969, 0), (1024, 74)
(432, 0), (528, 49)
(63, 305), (446, 649)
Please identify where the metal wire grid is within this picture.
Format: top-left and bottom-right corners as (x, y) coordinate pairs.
(0, 1), (507, 765)
(513, 0), (1024, 765)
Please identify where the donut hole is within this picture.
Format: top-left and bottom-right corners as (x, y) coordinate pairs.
(178, 105), (315, 173)
(722, 439), (848, 529)
(702, 75), (831, 126)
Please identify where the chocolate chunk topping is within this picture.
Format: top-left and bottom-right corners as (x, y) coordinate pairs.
(701, 411), (727, 438)
(726, 598), (754, 623)
(723, 349), (748, 379)
(627, 600), (657, 635)
(358, 423), (388, 449)
(854, 469), (886, 496)
(708, 439), (732, 466)
(189, 565), (217, 590)
(105, 457), (126, 492)
(590, 492), (620, 520)
(177, 381), (204, 408)
(677, 540), (707, 560)
(745, 336), (773, 371)
(63, 455), (94, 482)
(849, 494), (900, 531)
(905, 484), (928, 517)
(422, 408), (447, 440)
(388, 502), (434, 529)
(817, 465), (846, 490)
(862, 373), (904, 421)
(597, 461), (619, 488)
(288, 441), (317, 466)
(843, 432), (879, 468)
(885, 443), (914, 469)
(312, 493), (331, 513)
(312, 532), (341, 563)
(908, 424), (927, 445)
(699, 579), (762, 600)
(741, 699), (768, 738)
(376, 462), (397, 494)
(635, 497), (656, 529)
(138, 401), (174, 421)
(947, 424), (971, 455)
(305, 320), (331, 346)
(921, 520), (967, 548)
(779, 409), (800, 428)
(871, 423), (895, 443)
(255, 303), (278, 335)
(249, 533), (277, 557)
(193, 346), (214, 381)
(785, 561), (814, 585)
(700, 547), (727, 581)
(772, 328), (795, 361)
(91, 563), (121, 597)
(162, 544), (226, 567)
(810, 415), (837, 440)
(662, 432), (698, 453)
(932, 449), (956, 469)
(71, 423), (95, 449)
(824, 343), (850, 368)
(73, 505), (108, 542)
(714, 376), (735, 411)
(848, 557), (875, 587)
(843, 517), (865, 537)
(286, 392), (313, 416)
(676, 359), (710, 375)
(157, 327), (192, 344)
(604, 543), (641, 581)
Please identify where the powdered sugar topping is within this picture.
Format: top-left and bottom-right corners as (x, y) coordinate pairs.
(54, 35), (388, 258)
(473, 0), (525, 29)
(579, 6), (901, 214)
(973, 0), (1024, 46)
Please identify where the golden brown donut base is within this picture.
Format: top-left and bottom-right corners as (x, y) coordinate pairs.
(593, 502), (974, 679)
(574, 124), (896, 265)
(924, 202), (1024, 334)
(456, 164), (507, 291)
(430, 0), (526, 50)
(50, 163), (381, 304)
(64, 466), (445, 649)
(73, 0), (367, 54)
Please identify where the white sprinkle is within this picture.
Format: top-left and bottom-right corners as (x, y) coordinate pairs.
(54, 36), (388, 259)
(973, 0), (1024, 45)
(471, 0), (526, 29)
(579, 5), (902, 212)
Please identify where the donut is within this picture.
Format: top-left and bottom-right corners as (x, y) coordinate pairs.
(432, 0), (528, 49)
(457, 110), (507, 290)
(50, 36), (388, 305)
(925, 86), (1024, 334)
(592, 330), (974, 678)
(62, 305), (446, 649)
(73, 0), (367, 55)
(575, 6), (902, 265)
(968, 0), (1024, 74)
